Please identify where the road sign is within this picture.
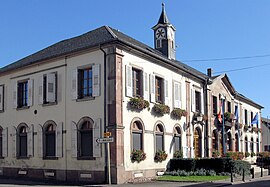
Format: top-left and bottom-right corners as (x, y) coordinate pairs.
(104, 132), (111, 137)
(96, 137), (114, 143)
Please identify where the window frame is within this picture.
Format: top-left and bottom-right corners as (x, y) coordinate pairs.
(174, 126), (182, 153)
(155, 76), (164, 104)
(77, 118), (95, 160)
(155, 124), (165, 152)
(132, 68), (143, 98)
(212, 96), (217, 114)
(17, 80), (28, 108)
(131, 120), (144, 151)
(78, 67), (93, 99)
(44, 123), (56, 159)
(195, 91), (201, 112)
(42, 73), (57, 105)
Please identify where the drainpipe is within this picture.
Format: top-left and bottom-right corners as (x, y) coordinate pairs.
(99, 45), (108, 183)
(204, 78), (209, 157)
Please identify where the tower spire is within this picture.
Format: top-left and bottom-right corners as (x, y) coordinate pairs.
(157, 3), (170, 25)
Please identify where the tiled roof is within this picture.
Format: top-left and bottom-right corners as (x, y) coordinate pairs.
(0, 26), (208, 80)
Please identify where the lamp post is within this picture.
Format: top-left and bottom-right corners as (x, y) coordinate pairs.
(221, 95), (226, 155)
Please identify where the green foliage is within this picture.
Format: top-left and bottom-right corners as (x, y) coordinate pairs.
(212, 149), (220, 158)
(245, 152), (250, 158)
(128, 97), (149, 110)
(130, 149), (146, 163)
(173, 150), (183, 158)
(251, 152), (256, 157)
(153, 103), (170, 115)
(157, 175), (230, 182)
(244, 125), (249, 131)
(224, 151), (244, 160)
(154, 150), (168, 162)
(171, 108), (187, 119)
(169, 158), (251, 176)
(224, 112), (233, 122)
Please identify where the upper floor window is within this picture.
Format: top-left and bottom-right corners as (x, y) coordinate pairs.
(71, 64), (100, 100)
(244, 109), (248, 125)
(227, 101), (231, 113)
(38, 72), (57, 104)
(132, 68), (143, 97)
(212, 96), (217, 114)
(155, 76), (164, 104)
(0, 85), (4, 112)
(251, 112), (254, 124)
(18, 81), (28, 108)
(195, 91), (201, 112)
(12, 79), (33, 109)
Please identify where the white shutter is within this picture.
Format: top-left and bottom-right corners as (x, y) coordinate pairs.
(93, 118), (101, 157)
(0, 85), (3, 111)
(150, 74), (155, 103)
(164, 79), (169, 105)
(2, 127), (8, 157)
(37, 125), (43, 158)
(200, 89), (204, 114)
(125, 65), (133, 97)
(38, 75), (44, 104)
(46, 73), (56, 103)
(27, 79), (33, 106)
(27, 124), (33, 157)
(92, 64), (100, 97)
(12, 80), (17, 109)
(71, 69), (78, 100)
(71, 121), (77, 158)
(143, 72), (149, 101)
(56, 122), (63, 157)
(12, 126), (17, 158)
(191, 88), (195, 112)
(174, 82), (180, 108)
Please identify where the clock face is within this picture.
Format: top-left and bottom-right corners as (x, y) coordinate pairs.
(155, 28), (166, 39)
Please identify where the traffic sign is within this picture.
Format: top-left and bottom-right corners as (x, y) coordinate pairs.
(104, 132), (111, 137)
(96, 137), (114, 143)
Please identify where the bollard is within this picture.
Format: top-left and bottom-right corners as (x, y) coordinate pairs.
(231, 166), (233, 182)
(242, 168), (245, 182)
(261, 166), (263, 177)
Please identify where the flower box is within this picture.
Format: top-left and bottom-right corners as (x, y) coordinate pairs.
(153, 103), (170, 116)
(131, 149), (146, 163)
(154, 150), (168, 162)
(171, 108), (187, 119)
(128, 97), (149, 111)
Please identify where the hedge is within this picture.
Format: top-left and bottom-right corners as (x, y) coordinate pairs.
(169, 158), (250, 175)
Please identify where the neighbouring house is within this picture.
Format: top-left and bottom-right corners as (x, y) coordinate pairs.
(0, 4), (263, 184)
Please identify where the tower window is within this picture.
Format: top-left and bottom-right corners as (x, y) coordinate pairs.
(156, 40), (162, 48)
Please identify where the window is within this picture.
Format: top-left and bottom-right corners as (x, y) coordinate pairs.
(0, 127), (2, 157)
(18, 125), (27, 157)
(155, 76), (164, 103)
(79, 120), (93, 158)
(235, 133), (239, 152)
(17, 81), (28, 108)
(227, 101), (231, 113)
(195, 91), (201, 112)
(39, 73), (57, 104)
(0, 85), (4, 112)
(244, 109), (248, 125)
(256, 138), (259, 153)
(45, 123), (56, 157)
(78, 68), (93, 99)
(250, 138), (254, 153)
(251, 112), (254, 124)
(174, 126), (181, 152)
(245, 137), (248, 153)
(132, 68), (143, 97)
(156, 39), (162, 48)
(155, 124), (164, 152)
(132, 121), (143, 151)
(212, 96), (217, 114)
(71, 64), (100, 100)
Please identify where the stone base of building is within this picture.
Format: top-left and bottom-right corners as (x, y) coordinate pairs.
(0, 167), (106, 184)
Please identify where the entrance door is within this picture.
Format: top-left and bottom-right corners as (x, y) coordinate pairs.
(194, 128), (201, 158)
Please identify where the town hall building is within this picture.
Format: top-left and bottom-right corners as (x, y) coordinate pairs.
(0, 4), (263, 184)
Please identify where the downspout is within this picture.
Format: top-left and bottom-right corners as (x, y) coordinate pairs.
(204, 78), (209, 157)
(99, 45), (108, 183)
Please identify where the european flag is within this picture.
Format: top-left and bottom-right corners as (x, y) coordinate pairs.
(251, 113), (258, 125)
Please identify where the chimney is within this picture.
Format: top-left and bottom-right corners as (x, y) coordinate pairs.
(207, 68), (213, 77)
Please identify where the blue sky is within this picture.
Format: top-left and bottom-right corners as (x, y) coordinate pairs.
(1, 0), (270, 117)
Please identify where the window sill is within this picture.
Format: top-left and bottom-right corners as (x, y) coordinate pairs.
(17, 156), (29, 160)
(42, 102), (57, 107)
(43, 156), (58, 160)
(76, 97), (95, 102)
(16, 106), (30, 111)
(77, 156), (96, 160)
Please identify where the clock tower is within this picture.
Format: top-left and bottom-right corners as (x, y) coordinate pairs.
(152, 3), (176, 60)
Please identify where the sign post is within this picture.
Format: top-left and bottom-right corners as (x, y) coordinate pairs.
(97, 132), (113, 185)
